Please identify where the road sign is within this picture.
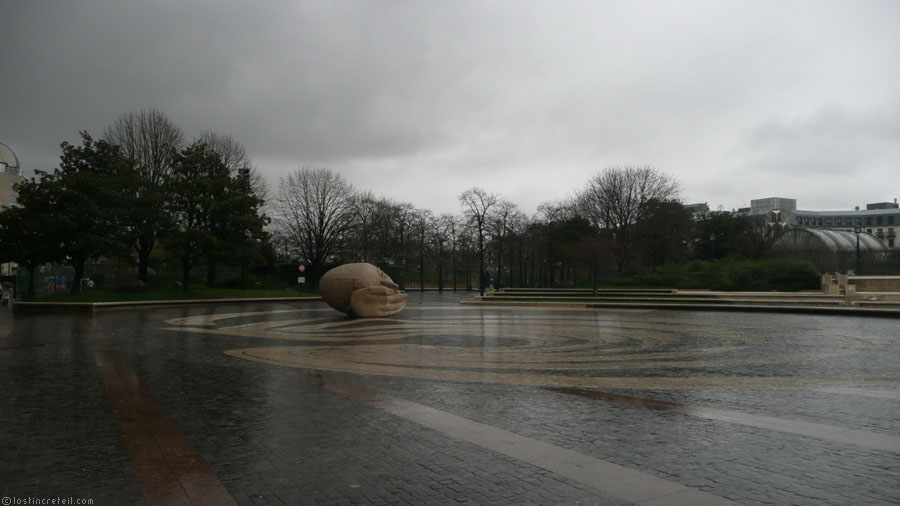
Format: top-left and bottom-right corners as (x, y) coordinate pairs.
(298, 277), (306, 283)
(298, 264), (306, 272)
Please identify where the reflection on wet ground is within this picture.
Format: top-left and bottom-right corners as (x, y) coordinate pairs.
(549, 387), (695, 414)
(1, 292), (898, 505)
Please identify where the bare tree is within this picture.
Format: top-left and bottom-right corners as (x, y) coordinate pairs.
(537, 199), (574, 224)
(369, 197), (399, 264)
(197, 131), (269, 200)
(104, 108), (184, 283)
(105, 108), (184, 185)
(395, 202), (416, 271)
(459, 187), (499, 294)
(349, 190), (378, 262)
(489, 199), (520, 288)
(430, 213), (455, 291)
(413, 209), (432, 291)
(507, 211), (529, 288)
(197, 131), (248, 173)
(534, 199), (574, 287)
(459, 220), (479, 290)
(444, 214), (463, 290)
(274, 167), (353, 286)
(576, 165), (680, 273)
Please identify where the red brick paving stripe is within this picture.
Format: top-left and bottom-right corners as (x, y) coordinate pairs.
(95, 350), (237, 506)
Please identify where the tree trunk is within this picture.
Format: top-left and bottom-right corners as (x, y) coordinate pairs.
(241, 251), (247, 291)
(362, 224), (368, 262)
(207, 255), (217, 288)
(399, 229), (406, 273)
(478, 229), (485, 295)
(518, 246), (523, 288)
(452, 254), (457, 292)
(437, 244), (443, 292)
(419, 229), (425, 292)
(138, 252), (150, 285)
(615, 242), (627, 273)
(137, 236), (154, 284)
(70, 260), (85, 294)
(182, 254), (191, 291)
(497, 241), (503, 289)
(530, 247), (535, 288)
(311, 263), (323, 289)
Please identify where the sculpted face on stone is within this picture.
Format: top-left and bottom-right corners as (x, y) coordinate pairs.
(319, 263), (409, 317)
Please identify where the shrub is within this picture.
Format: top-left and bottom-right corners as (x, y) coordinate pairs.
(604, 258), (819, 291)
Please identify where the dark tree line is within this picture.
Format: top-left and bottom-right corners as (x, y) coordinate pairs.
(270, 164), (787, 291)
(0, 109), (268, 296)
(2, 119), (791, 297)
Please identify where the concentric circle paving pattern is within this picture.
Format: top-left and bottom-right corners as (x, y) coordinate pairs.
(164, 306), (898, 389)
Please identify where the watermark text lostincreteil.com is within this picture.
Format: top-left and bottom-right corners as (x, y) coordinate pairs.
(2, 498), (93, 506)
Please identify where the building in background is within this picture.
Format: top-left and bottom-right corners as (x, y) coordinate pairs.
(789, 200), (899, 249)
(683, 202), (710, 220)
(743, 196), (899, 249)
(0, 143), (25, 275)
(0, 143), (24, 209)
(750, 197), (796, 216)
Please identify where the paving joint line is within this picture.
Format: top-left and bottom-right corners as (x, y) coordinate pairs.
(292, 370), (738, 506)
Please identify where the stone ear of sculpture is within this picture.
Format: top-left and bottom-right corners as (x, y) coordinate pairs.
(319, 263), (409, 317)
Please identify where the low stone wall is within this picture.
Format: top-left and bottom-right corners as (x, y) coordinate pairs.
(821, 273), (900, 305)
(850, 276), (900, 292)
(821, 274), (842, 295)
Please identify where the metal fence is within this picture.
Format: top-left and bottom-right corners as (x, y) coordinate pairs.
(16, 263), (244, 296)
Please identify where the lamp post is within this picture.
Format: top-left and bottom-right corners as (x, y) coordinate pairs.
(238, 168), (251, 291)
(854, 226), (862, 275)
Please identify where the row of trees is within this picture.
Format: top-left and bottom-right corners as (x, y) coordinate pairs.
(272, 165), (781, 294)
(0, 109), (267, 297)
(0, 107), (785, 297)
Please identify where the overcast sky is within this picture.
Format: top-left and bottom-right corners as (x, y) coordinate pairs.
(3, 0), (899, 215)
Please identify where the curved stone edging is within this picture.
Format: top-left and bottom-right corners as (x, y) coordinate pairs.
(12, 296), (322, 313)
(460, 300), (900, 318)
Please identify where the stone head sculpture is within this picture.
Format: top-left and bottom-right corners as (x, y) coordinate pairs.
(319, 263), (409, 317)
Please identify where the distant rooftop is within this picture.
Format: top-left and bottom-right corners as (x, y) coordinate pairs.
(776, 228), (889, 253)
(750, 197), (796, 215)
(741, 196), (900, 215)
(867, 201), (899, 210)
(0, 143), (21, 175)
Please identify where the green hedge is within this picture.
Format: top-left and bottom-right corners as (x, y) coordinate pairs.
(609, 258), (819, 291)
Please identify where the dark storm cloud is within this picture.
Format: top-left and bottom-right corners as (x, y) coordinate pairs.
(3, 0), (899, 213)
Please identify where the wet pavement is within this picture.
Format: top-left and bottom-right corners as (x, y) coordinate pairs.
(1, 292), (898, 505)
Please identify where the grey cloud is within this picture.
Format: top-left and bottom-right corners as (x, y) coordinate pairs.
(3, 0), (900, 213)
(743, 103), (900, 176)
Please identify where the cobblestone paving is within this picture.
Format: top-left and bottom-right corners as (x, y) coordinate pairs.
(1, 294), (898, 505)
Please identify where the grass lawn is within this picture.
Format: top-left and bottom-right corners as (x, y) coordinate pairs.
(32, 287), (319, 303)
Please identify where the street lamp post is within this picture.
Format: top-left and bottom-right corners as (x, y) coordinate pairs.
(238, 168), (251, 291)
(854, 226), (862, 275)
